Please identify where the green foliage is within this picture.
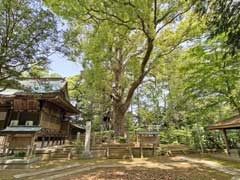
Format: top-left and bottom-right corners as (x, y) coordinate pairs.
(125, 112), (135, 131)
(43, 0), (240, 150)
(14, 151), (26, 158)
(115, 136), (127, 144)
(67, 73), (111, 127)
(22, 66), (61, 78)
(46, 0), (203, 135)
(74, 140), (84, 154)
(182, 36), (240, 114)
(195, 0), (240, 55)
(92, 116), (101, 131)
(0, 0), (58, 89)
(159, 127), (191, 145)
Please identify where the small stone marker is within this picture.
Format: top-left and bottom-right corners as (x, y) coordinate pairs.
(81, 121), (92, 158)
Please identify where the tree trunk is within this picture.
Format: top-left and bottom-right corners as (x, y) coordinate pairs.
(111, 39), (154, 136)
(113, 103), (126, 137)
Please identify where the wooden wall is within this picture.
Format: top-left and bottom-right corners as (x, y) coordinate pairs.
(14, 99), (40, 112)
(0, 104), (11, 129)
(8, 134), (33, 149)
(39, 102), (64, 132)
(60, 121), (70, 135)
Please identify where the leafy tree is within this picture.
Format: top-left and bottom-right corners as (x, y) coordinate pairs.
(196, 0), (240, 55)
(0, 0), (58, 90)
(67, 71), (111, 129)
(47, 0), (202, 136)
(132, 70), (168, 127)
(182, 37), (240, 115)
(22, 65), (61, 78)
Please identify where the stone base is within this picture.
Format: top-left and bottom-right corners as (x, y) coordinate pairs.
(80, 151), (93, 159)
(0, 157), (40, 169)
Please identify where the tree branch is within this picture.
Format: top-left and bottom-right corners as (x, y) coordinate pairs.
(156, 5), (192, 34)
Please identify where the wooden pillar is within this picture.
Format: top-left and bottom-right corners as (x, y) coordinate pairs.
(47, 135), (50, 146)
(52, 135), (55, 146)
(152, 135), (155, 156)
(59, 135), (62, 145)
(56, 135), (59, 145)
(106, 146), (109, 158)
(106, 133), (110, 158)
(58, 135), (61, 145)
(3, 135), (8, 156)
(26, 145), (31, 159)
(29, 134), (36, 158)
(41, 136), (45, 148)
(63, 136), (65, 144)
(140, 135), (143, 158)
(222, 129), (230, 155)
(7, 135), (13, 155)
(5, 109), (13, 128)
(59, 135), (61, 145)
(58, 136), (61, 145)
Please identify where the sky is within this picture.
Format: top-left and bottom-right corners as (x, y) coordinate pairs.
(49, 53), (82, 77)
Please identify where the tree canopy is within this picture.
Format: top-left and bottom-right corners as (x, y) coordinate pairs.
(46, 0), (204, 135)
(0, 0), (58, 89)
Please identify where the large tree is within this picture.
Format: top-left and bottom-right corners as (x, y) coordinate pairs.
(0, 0), (58, 89)
(47, 0), (203, 136)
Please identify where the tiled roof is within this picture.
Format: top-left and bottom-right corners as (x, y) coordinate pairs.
(0, 78), (66, 95)
(19, 78), (66, 93)
(0, 126), (41, 134)
(0, 78), (80, 115)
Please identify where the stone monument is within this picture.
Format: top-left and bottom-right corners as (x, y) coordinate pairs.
(81, 121), (93, 158)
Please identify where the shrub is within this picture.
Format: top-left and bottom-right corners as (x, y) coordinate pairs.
(14, 151), (26, 158)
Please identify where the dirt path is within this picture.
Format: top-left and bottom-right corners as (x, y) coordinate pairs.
(178, 156), (240, 176)
(12, 157), (239, 180)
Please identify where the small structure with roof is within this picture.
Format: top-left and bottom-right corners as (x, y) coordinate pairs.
(135, 131), (159, 158)
(0, 78), (82, 158)
(208, 115), (240, 157)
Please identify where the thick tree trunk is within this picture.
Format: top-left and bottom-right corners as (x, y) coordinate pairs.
(111, 39), (154, 136)
(113, 103), (126, 137)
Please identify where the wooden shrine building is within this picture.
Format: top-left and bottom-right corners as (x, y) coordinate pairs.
(0, 78), (81, 156)
(208, 115), (240, 157)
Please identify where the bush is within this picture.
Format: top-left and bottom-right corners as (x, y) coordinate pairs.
(74, 140), (84, 153)
(115, 136), (127, 143)
(119, 136), (127, 143)
(14, 151), (26, 158)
